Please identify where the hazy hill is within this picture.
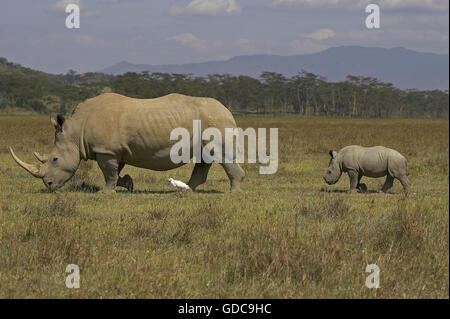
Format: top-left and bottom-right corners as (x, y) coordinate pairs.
(0, 57), (113, 85)
(100, 46), (449, 90)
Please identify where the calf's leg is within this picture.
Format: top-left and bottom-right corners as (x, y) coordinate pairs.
(381, 174), (394, 193)
(347, 170), (359, 194)
(388, 157), (410, 194)
(357, 174), (367, 193)
(397, 175), (411, 195)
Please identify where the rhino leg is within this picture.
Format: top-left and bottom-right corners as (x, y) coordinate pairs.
(187, 162), (212, 191)
(387, 156), (410, 194)
(347, 170), (359, 194)
(397, 175), (411, 195)
(357, 174), (367, 193)
(116, 163), (134, 192)
(117, 174), (134, 192)
(220, 163), (245, 193)
(381, 174), (394, 193)
(96, 154), (119, 193)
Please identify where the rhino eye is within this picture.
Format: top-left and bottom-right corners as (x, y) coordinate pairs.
(52, 157), (58, 162)
(327, 170), (331, 174)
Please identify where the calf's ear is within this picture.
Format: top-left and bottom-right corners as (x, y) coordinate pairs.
(329, 150), (337, 158)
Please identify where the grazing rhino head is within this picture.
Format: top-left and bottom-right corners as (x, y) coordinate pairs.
(10, 115), (80, 192)
(323, 150), (342, 185)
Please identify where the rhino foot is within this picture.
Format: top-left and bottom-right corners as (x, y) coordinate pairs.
(358, 183), (367, 193)
(123, 174), (134, 192)
(100, 188), (116, 194)
(230, 186), (243, 193)
(117, 174), (133, 192)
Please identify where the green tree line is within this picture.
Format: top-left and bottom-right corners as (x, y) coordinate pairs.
(108, 71), (450, 118)
(0, 58), (448, 118)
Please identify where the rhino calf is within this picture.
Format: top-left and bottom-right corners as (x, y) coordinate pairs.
(323, 145), (411, 194)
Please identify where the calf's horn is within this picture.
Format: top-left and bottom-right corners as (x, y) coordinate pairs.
(9, 147), (44, 178)
(34, 152), (49, 163)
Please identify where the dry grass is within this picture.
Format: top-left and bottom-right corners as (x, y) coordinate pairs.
(0, 116), (448, 298)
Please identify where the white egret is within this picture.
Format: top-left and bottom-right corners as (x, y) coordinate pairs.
(168, 177), (191, 190)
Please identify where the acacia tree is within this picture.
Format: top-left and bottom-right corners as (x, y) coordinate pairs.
(260, 72), (288, 113)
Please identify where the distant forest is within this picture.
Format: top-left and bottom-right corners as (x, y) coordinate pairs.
(0, 57), (448, 118)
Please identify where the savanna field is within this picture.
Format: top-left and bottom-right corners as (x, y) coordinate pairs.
(0, 116), (448, 298)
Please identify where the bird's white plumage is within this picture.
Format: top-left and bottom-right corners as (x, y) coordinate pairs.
(168, 178), (191, 190)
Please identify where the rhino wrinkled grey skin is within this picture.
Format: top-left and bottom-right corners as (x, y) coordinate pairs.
(323, 145), (411, 194)
(10, 93), (245, 193)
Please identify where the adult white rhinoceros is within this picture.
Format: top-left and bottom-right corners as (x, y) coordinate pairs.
(10, 93), (245, 193)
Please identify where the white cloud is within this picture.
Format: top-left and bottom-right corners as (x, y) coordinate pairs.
(170, 0), (241, 16)
(216, 54), (232, 60)
(289, 28), (336, 54)
(290, 38), (329, 54)
(48, 0), (83, 12)
(234, 38), (251, 49)
(233, 38), (267, 54)
(234, 38), (256, 51)
(270, 0), (448, 10)
(167, 33), (208, 50)
(304, 28), (336, 41)
(212, 40), (225, 49)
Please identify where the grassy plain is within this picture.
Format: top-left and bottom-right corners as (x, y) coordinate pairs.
(0, 116), (448, 298)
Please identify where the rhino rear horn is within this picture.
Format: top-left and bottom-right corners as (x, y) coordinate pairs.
(34, 152), (49, 163)
(9, 147), (44, 178)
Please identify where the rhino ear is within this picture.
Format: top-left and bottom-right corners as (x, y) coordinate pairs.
(329, 150), (337, 158)
(51, 114), (65, 131)
(51, 117), (58, 129)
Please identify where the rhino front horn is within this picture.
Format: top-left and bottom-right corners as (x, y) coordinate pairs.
(9, 147), (44, 178)
(34, 151), (49, 163)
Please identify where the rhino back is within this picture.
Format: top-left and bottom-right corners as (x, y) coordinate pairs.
(75, 93), (235, 170)
(340, 145), (390, 177)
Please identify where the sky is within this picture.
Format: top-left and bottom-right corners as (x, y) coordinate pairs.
(0, 0), (448, 74)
